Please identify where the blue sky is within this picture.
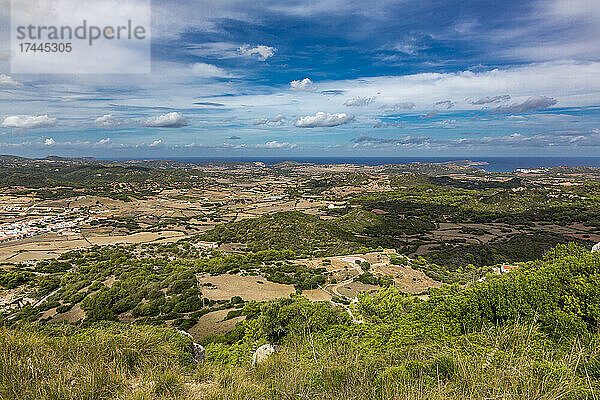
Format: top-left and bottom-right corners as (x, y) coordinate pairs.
(1, 0), (600, 158)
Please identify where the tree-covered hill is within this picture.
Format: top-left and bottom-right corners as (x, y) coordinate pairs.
(422, 231), (594, 269)
(199, 211), (372, 257)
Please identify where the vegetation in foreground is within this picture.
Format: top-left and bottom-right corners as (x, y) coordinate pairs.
(2, 243), (600, 399)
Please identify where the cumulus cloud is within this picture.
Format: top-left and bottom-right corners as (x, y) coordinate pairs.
(2, 115), (57, 129)
(238, 44), (276, 61)
(149, 139), (163, 147)
(272, 114), (285, 122)
(435, 100), (455, 109)
(343, 96), (375, 107)
(471, 95), (511, 105)
(294, 112), (354, 128)
(141, 112), (189, 128)
(95, 114), (122, 128)
(290, 78), (316, 91)
(0, 137), (163, 152)
(255, 141), (297, 149)
(494, 96), (558, 113)
(0, 74), (21, 88)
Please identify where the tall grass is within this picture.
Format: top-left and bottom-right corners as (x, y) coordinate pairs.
(0, 323), (193, 400)
(1, 322), (598, 399)
(193, 323), (599, 399)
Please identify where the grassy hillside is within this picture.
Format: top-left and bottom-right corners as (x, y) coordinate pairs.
(0, 323), (195, 400)
(3, 244), (600, 399)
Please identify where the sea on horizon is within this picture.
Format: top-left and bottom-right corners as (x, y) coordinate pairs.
(112, 156), (600, 173)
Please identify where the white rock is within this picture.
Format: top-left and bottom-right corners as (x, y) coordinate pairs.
(192, 342), (206, 364)
(176, 329), (205, 363)
(252, 344), (276, 367)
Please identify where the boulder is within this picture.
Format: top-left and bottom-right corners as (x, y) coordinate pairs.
(252, 343), (276, 367)
(192, 342), (206, 364)
(176, 328), (205, 364)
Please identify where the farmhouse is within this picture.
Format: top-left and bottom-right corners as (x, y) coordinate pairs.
(500, 264), (520, 274)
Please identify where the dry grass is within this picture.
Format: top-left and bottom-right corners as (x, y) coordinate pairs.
(1, 322), (598, 400)
(191, 324), (599, 400)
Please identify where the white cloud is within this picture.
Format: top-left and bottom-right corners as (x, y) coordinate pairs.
(310, 61), (600, 113)
(494, 96), (557, 114)
(190, 62), (234, 78)
(343, 96), (375, 107)
(351, 129), (600, 150)
(141, 112), (189, 128)
(44, 138), (55, 146)
(253, 118), (269, 125)
(388, 36), (426, 56)
(149, 139), (163, 147)
(294, 112), (354, 128)
(9, 0), (152, 74)
(95, 114), (122, 128)
(352, 134), (431, 147)
(253, 114), (286, 126)
(0, 74), (21, 88)
(435, 100), (455, 109)
(471, 95), (511, 105)
(372, 120), (403, 128)
(497, 0), (600, 62)
(380, 102), (416, 112)
(2, 115), (57, 129)
(290, 78), (316, 91)
(238, 45), (276, 61)
(256, 141), (297, 149)
(392, 42), (420, 56)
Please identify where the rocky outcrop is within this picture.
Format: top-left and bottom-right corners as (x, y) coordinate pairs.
(252, 343), (277, 367)
(176, 329), (205, 363)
